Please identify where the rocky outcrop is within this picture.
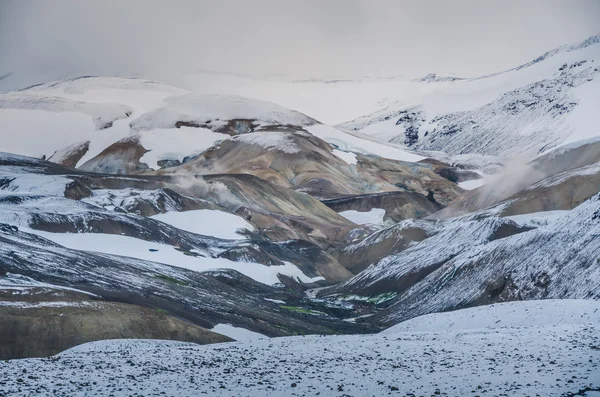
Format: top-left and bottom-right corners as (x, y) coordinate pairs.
(322, 192), (442, 223)
(79, 136), (150, 174)
(47, 141), (90, 168)
(157, 132), (461, 223)
(331, 219), (436, 273)
(356, 155), (463, 206)
(158, 131), (382, 199)
(418, 158), (482, 183)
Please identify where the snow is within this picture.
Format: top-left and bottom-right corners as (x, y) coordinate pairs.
(231, 131), (300, 154)
(21, 77), (184, 124)
(339, 208), (386, 226)
(527, 161), (600, 189)
(82, 188), (186, 214)
(505, 210), (570, 227)
(130, 93), (317, 132)
(138, 127), (229, 169)
(385, 299), (600, 333)
(175, 73), (445, 125)
(151, 209), (254, 240)
(210, 324), (267, 342)
(307, 124), (424, 162)
(25, 230), (322, 286)
(0, 273), (101, 297)
(337, 34), (600, 159)
(332, 149), (357, 165)
(263, 298), (286, 304)
(2, 299), (598, 396)
(561, 76), (600, 145)
(458, 178), (486, 190)
(0, 300), (99, 309)
(0, 92), (133, 129)
(0, 171), (71, 196)
(0, 109), (99, 160)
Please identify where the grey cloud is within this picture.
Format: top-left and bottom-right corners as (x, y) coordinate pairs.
(0, 0), (599, 84)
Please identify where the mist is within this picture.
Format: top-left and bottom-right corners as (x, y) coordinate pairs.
(1, 0), (599, 85)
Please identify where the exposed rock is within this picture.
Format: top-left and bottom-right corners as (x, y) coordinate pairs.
(79, 136), (150, 174)
(156, 159), (182, 169)
(355, 154), (463, 206)
(322, 191), (443, 223)
(47, 141), (90, 168)
(331, 219), (436, 273)
(418, 158), (482, 183)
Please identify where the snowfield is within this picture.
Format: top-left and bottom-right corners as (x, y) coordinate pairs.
(1, 299), (598, 397)
(151, 209), (254, 240)
(129, 93), (318, 131)
(26, 229), (323, 286)
(210, 324), (267, 343)
(339, 208), (386, 226)
(307, 124), (424, 162)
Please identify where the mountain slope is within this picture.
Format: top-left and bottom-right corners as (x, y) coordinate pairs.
(339, 34), (600, 158)
(0, 76), (422, 172)
(322, 192), (600, 326)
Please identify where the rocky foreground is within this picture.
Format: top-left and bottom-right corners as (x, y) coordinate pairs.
(1, 300), (599, 397)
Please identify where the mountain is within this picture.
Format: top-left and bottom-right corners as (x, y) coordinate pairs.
(0, 32), (599, 395)
(320, 192), (600, 326)
(338, 33), (600, 159)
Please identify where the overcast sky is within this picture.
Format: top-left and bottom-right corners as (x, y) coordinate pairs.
(1, 0), (599, 81)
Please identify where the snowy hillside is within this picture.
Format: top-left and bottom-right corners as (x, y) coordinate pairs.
(323, 192), (600, 326)
(1, 299), (598, 396)
(339, 33), (600, 158)
(0, 76), (421, 172)
(1, 30), (599, 395)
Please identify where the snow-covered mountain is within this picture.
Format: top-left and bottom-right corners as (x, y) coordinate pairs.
(339, 33), (600, 159)
(0, 76), (423, 170)
(1, 32), (599, 396)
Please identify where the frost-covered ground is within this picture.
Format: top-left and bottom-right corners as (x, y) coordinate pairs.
(1, 300), (598, 397)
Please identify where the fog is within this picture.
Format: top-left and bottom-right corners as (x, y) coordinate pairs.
(1, 0), (599, 83)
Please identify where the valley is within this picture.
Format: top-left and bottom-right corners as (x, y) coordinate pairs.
(0, 32), (599, 397)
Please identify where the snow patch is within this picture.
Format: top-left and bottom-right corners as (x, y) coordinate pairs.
(339, 208), (386, 226)
(210, 324), (267, 342)
(231, 131), (300, 154)
(26, 230), (321, 286)
(308, 124), (424, 162)
(151, 209), (254, 240)
(458, 178), (486, 190)
(332, 149), (357, 165)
